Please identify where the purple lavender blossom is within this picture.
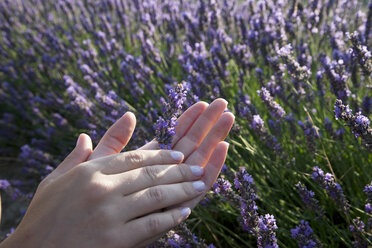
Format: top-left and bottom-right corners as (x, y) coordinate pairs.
(349, 217), (369, 248)
(364, 182), (372, 202)
(298, 119), (320, 152)
(291, 220), (322, 248)
(257, 87), (286, 119)
(362, 96), (371, 115)
(251, 115), (265, 131)
(0, 179), (10, 190)
(156, 223), (213, 248)
(320, 55), (350, 101)
(295, 182), (324, 217)
(213, 177), (240, 207)
(334, 99), (372, 150)
(312, 166), (350, 213)
(155, 83), (187, 149)
(235, 167), (259, 234)
(257, 214), (279, 248)
(277, 44), (311, 93)
(364, 182), (372, 229)
(347, 32), (372, 76)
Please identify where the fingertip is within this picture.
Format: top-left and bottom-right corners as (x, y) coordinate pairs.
(125, 111), (136, 122)
(221, 141), (230, 151)
(180, 207), (191, 219)
(215, 98), (228, 106)
(170, 150), (184, 162)
(221, 112), (236, 123)
(77, 133), (93, 151)
(195, 101), (209, 109)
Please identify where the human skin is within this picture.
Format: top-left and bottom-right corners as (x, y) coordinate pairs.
(0, 98), (234, 248)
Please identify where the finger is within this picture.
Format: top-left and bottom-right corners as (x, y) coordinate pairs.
(89, 112), (136, 160)
(108, 164), (204, 195)
(55, 133), (93, 176)
(123, 207), (191, 248)
(172, 98), (228, 159)
(123, 181), (205, 220)
(178, 141), (229, 209)
(139, 101), (208, 150)
(185, 112), (234, 166)
(98, 150), (184, 174)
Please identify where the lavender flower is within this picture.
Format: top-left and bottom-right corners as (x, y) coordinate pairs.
(251, 115), (265, 131)
(235, 167), (259, 234)
(213, 177), (240, 208)
(291, 220), (322, 248)
(295, 182), (324, 217)
(257, 87), (286, 119)
(334, 99), (372, 151)
(155, 83), (187, 149)
(347, 32), (372, 76)
(151, 223), (213, 248)
(349, 217), (369, 248)
(312, 166), (350, 213)
(257, 214), (279, 248)
(320, 55), (350, 101)
(277, 44), (311, 90)
(0, 179), (10, 190)
(362, 96), (371, 115)
(298, 119), (320, 152)
(364, 182), (372, 203)
(364, 182), (372, 229)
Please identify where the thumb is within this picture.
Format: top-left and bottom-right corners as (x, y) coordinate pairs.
(55, 133), (93, 175)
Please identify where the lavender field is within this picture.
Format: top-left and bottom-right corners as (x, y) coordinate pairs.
(0, 0), (372, 247)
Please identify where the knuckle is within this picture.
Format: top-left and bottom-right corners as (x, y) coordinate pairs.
(147, 187), (166, 203)
(143, 166), (159, 182)
(177, 164), (189, 180)
(73, 164), (92, 178)
(182, 183), (195, 197)
(126, 151), (144, 165)
(146, 216), (161, 234)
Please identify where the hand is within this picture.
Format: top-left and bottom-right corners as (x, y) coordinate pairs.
(1, 98), (233, 248)
(49, 98), (233, 199)
(0, 149), (207, 248)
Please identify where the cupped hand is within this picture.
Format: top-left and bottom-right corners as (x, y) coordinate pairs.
(1, 150), (206, 248)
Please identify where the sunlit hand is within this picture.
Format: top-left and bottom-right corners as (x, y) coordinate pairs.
(0, 149), (207, 248)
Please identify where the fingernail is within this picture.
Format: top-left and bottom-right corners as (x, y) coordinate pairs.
(170, 151), (183, 161)
(181, 207), (191, 218)
(193, 181), (205, 192)
(190, 166), (203, 177)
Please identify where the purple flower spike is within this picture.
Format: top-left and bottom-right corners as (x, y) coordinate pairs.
(295, 182), (324, 217)
(349, 217), (368, 248)
(291, 220), (321, 248)
(251, 115), (265, 131)
(364, 181), (372, 229)
(155, 83), (187, 149)
(312, 167), (350, 213)
(257, 214), (279, 248)
(235, 168), (259, 234)
(0, 179), (10, 190)
(257, 87), (286, 119)
(334, 99), (372, 150)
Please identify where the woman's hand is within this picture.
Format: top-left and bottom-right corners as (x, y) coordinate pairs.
(1, 149), (205, 248)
